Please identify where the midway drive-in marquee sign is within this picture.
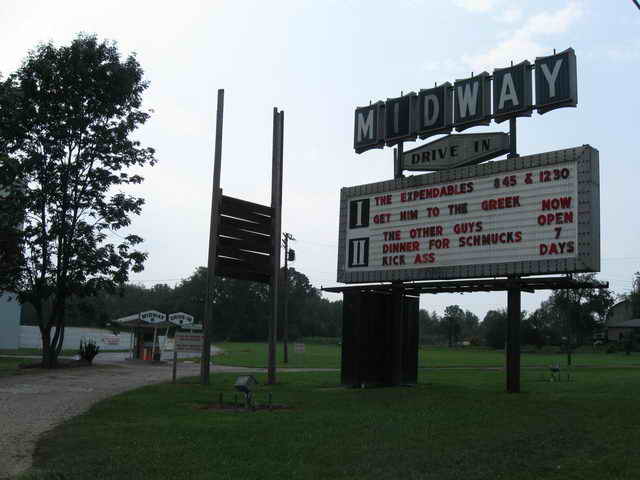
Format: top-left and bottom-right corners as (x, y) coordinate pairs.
(353, 48), (577, 153)
(337, 146), (599, 283)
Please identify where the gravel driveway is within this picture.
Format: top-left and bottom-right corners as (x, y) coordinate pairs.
(0, 359), (261, 479)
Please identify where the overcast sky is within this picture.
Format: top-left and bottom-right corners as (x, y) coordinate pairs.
(2, 0), (639, 320)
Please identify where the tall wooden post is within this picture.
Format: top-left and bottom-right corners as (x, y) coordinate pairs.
(505, 119), (521, 393)
(391, 142), (405, 384)
(506, 277), (521, 393)
(390, 283), (404, 385)
(268, 108), (284, 384)
(201, 89), (224, 385)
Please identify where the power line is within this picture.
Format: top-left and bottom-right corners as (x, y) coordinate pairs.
(296, 239), (337, 248)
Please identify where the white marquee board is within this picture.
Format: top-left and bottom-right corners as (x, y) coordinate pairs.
(337, 146), (599, 283)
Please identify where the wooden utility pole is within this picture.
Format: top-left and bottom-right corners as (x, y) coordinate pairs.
(201, 89), (224, 385)
(282, 232), (295, 363)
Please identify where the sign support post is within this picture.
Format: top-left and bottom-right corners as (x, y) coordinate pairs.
(172, 349), (177, 384)
(201, 89), (224, 385)
(506, 280), (521, 393)
(508, 117), (518, 159)
(392, 142), (405, 384)
(506, 117), (521, 393)
(268, 108), (284, 385)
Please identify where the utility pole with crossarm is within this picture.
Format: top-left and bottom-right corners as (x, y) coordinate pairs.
(282, 232), (295, 363)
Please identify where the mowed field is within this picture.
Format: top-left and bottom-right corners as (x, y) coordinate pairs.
(15, 344), (640, 480)
(21, 367), (640, 480)
(211, 342), (640, 369)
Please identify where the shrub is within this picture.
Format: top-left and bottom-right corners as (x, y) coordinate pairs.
(606, 343), (620, 354)
(78, 338), (100, 364)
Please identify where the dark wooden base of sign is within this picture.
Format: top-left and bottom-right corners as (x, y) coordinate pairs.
(327, 276), (607, 393)
(340, 289), (418, 387)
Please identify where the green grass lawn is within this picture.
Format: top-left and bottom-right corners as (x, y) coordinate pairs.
(211, 342), (640, 370)
(420, 346), (640, 368)
(0, 356), (42, 377)
(212, 342), (342, 368)
(21, 368), (640, 480)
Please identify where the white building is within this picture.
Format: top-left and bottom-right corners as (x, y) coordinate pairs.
(0, 292), (21, 349)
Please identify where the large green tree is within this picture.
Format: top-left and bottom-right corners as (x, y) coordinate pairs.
(547, 273), (614, 346)
(624, 272), (640, 318)
(0, 34), (156, 367)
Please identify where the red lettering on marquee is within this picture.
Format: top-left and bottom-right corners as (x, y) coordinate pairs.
(382, 255), (405, 266)
(414, 253), (436, 264)
(458, 231), (522, 247)
(541, 197), (572, 210)
(400, 182), (474, 203)
(409, 226), (443, 238)
(537, 212), (574, 226)
(382, 241), (420, 254)
(539, 241), (575, 255)
(452, 221), (483, 234)
(375, 195), (392, 206)
(383, 231), (401, 241)
(373, 213), (391, 224)
(428, 238), (450, 249)
(481, 196), (521, 211)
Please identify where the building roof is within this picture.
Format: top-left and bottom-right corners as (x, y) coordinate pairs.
(112, 310), (172, 329)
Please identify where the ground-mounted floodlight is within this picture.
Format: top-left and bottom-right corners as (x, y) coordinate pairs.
(234, 375), (258, 408)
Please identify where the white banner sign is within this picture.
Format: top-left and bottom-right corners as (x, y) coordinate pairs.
(175, 333), (203, 353)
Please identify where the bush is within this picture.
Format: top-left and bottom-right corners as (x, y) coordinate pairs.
(606, 343), (621, 354)
(468, 336), (482, 347)
(78, 338), (100, 363)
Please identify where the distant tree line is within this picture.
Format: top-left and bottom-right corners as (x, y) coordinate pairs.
(19, 269), (619, 348)
(21, 267), (342, 342)
(419, 273), (615, 349)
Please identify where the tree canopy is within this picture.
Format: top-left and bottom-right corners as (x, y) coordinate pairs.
(0, 34), (156, 366)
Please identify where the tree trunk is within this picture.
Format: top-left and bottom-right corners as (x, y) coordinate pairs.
(38, 296), (64, 369)
(41, 327), (58, 368)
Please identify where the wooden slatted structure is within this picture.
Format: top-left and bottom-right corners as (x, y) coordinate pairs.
(216, 195), (274, 284)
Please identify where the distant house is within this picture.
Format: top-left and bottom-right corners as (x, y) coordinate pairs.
(607, 319), (640, 342)
(0, 292), (21, 349)
(606, 299), (637, 341)
(0, 187), (21, 349)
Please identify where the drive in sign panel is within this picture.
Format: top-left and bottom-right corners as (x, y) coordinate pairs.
(337, 146), (599, 283)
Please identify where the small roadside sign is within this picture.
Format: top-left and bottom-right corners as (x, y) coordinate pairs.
(294, 343), (305, 353)
(172, 332), (204, 384)
(175, 333), (203, 353)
